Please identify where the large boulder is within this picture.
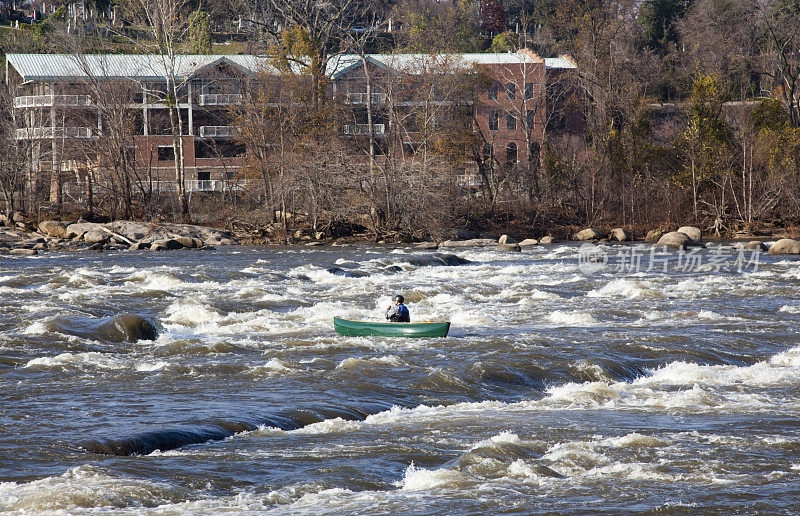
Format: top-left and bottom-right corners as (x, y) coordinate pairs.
(151, 239), (185, 250)
(657, 231), (694, 249)
(65, 222), (100, 240)
(609, 228), (632, 242)
(518, 238), (538, 246)
(38, 220), (67, 238)
(677, 226), (702, 241)
(173, 236), (203, 249)
(768, 238), (800, 255)
(498, 234), (518, 244)
(539, 236), (555, 244)
(645, 229), (665, 242)
(574, 228), (602, 241)
(105, 220), (153, 243)
(83, 228), (109, 244)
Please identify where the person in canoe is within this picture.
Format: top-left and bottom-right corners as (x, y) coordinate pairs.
(385, 294), (410, 322)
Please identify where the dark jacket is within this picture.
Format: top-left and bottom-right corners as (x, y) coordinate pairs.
(385, 303), (410, 322)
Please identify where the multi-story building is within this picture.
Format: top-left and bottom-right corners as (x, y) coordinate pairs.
(328, 50), (576, 174)
(5, 50), (576, 204)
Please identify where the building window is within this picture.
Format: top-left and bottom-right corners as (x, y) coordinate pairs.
(526, 110), (534, 129)
(489, 110), (498, 130)
(482, 143), (493, 162)
(505, 142), (517, 167)
(488, 83), (498, 100)
(507, 113), (517, 130)
(506, 83), (516, 99)
(525, 82), (534, 99)
(195, 139), (246, 158)
(157, 146), (175, 161)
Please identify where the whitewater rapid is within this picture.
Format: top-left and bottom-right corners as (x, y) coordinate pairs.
(2, 243), (800, 513)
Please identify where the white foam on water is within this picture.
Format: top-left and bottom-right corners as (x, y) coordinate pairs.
(505, 459), (547, 482)
(469, 431), (521, 450)
(294, 417), (362, 435)
(602, 432), (670, 448)
(135, 361), (169, 372)
(108, 266), (138, 274)
(663, 276), (738, 299)
(21, 321), (49, 335)
(542, 441), (609, 473)
(396, 462), (468, 491)
(336, 355), (406, 369)
(251, 358), (300, 376)
(697, 310), (722, 320)
(0, 465), (179, 512)
(163, 298), (224, 327)
(778, 305), (800, 314)
(128, 271), (188, 290)
(769, 346), (800, 367)
(583, 461), (680, 482)
(548, 310), (599, 326)
(587, 279), (650, 300)
(516, 289), (561, 304)
(24, 352), (126, 371)
(0, 274), (16, 283)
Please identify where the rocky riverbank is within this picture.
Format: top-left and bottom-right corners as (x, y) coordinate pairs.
(2, 216), (799, 255)
(0, 218), (236, 255)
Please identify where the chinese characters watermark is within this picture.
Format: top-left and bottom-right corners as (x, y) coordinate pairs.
(577, 244), (761, 275)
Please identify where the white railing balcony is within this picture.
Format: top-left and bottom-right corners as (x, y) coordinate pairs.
(15, 126), (93, 140)
(14, 94), (92, 109)
(149, 179), (246, 192)
(343, 123), (386, 136)
(198, 93), (242, 106)
(346, 92), (386, 104)
(198, 125), (237, 138)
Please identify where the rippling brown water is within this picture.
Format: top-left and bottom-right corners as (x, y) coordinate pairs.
(2, 243), (800, 514)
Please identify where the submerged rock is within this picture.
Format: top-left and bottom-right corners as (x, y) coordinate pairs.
(97, 314), (159, 342)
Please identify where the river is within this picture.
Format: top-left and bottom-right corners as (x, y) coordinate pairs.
(2, 242), (799, 514)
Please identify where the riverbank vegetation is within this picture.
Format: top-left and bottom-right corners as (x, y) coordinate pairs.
(2, 0), (800, 242)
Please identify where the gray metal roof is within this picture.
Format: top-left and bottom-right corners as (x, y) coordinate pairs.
(544, 57), (577, 70)
(7, 52), (576, 82)
(6, 54), (276, 81)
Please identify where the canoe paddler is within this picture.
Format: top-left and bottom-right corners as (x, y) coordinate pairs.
(385, 294), (410, 322)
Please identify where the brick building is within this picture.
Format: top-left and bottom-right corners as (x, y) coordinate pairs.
(5, 50), (576, 203)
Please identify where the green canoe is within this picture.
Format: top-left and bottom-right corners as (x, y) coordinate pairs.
(333, 317), (450, 338)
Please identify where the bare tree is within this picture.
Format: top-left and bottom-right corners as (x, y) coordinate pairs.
(122, 0), (193, 221)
